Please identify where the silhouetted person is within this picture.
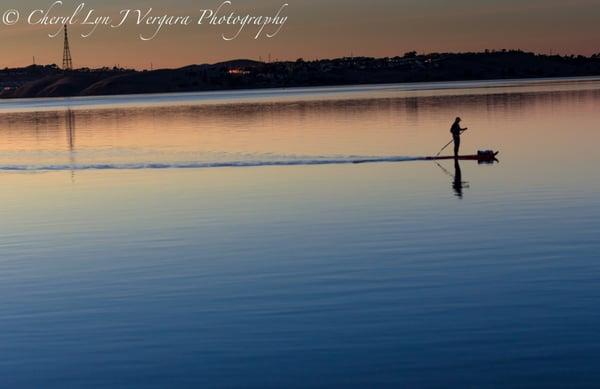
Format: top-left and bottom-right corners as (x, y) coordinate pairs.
(452, 158), (464, 198)
(450, 117), (468, 157)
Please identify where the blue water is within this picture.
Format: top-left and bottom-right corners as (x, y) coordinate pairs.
(1, 79), (600, 387)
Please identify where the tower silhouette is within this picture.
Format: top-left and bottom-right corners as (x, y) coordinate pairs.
(62, 24), (73, 70)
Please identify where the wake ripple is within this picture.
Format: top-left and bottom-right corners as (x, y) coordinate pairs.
(0, 156), (424, 172)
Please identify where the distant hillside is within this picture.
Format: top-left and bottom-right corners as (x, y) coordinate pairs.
(2, 51), (600, 99)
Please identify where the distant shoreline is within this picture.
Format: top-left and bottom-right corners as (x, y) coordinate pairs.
(2, 51), (600, 101)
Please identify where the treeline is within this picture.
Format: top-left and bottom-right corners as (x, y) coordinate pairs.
(2, 50), (600, 98)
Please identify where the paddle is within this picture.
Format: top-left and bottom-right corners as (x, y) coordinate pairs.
(435, 129), (468, 156)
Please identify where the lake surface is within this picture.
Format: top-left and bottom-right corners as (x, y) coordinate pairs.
(1, 79), (600, 388)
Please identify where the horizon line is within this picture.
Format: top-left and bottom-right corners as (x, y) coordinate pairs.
(4, 49), (600, 72)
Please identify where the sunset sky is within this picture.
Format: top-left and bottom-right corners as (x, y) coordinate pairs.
(0, 0), (598, 69)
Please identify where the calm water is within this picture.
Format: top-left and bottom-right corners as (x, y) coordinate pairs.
(1, 80), (600, 388)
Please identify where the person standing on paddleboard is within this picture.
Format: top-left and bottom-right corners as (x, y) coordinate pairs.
(450, 117), (468, 157)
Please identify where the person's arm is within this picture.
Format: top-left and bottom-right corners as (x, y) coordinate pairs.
(461, 127), (468, 132)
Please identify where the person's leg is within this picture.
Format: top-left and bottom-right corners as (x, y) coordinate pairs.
(453, 136), (460, 157)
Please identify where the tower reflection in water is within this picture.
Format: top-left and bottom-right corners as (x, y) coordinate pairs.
(65, 109), (76, 181)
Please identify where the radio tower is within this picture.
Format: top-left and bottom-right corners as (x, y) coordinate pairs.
(62, 24), (73, 70)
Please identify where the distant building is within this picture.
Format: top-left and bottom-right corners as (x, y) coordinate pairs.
(228, 68), (250, 75)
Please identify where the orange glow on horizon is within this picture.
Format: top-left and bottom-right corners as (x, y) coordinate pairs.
(0, 0), (598, 69)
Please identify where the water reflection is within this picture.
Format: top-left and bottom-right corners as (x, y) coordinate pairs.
(65, 109), (75, 152)
(2, 86), (600, 158)
(65, 109), (76, 181)
(0, 82), (599, 177)
(436, 160), (470, 199)
(2, 81), (600, 389)
(452, 159), (468, 199)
